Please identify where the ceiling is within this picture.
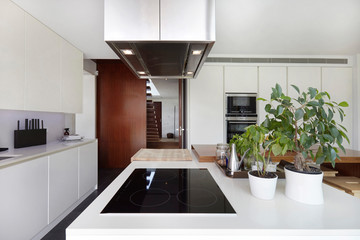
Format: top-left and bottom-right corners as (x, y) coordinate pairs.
(10, 0), (360, 59)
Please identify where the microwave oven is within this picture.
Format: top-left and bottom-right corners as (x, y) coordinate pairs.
(225, 93), (257, 116)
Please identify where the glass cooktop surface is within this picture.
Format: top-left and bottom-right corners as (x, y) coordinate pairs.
(101, 168), (236, 214)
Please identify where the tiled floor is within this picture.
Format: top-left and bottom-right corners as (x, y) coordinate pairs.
(42, 168), (124, 240)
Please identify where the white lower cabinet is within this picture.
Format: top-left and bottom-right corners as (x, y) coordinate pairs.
(49, 147), (79, 223)
(79, 141), (98, 198)
(0, 156), (48, 240)
(0, 141), (97, 240)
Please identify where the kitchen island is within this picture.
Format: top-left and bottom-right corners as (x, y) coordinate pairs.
(66, 151), (360, 240)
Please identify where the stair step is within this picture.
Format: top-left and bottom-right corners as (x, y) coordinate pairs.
(147, 112), (156, 118)
(147, 128), (159, 132)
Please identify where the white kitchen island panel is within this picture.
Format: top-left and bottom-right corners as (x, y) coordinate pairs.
(66, 158), (360, 240)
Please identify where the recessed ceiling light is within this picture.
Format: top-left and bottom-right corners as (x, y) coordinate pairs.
(121, 49), (134, 55)
(187, 71), (194, 75)
(192, 50), (202, 55)
(137, 71), (146, 75)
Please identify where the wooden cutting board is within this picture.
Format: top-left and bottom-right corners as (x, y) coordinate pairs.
(131, 148), (192, 162)
(323, 176), (360, 198)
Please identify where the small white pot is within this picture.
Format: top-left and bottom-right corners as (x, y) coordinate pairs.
(284, 166), (324, 205)
(248, 171), (278, 200)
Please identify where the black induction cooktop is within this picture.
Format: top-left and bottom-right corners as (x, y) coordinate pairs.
(101, 168), (236, 214)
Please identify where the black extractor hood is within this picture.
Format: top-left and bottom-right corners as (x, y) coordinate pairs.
(104, 0), (215, 79)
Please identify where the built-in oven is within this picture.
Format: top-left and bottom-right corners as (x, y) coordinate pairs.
(225, 116), (257, 143)
(225, 93), (257, 143)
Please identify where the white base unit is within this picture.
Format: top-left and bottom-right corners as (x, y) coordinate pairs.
(49, 147), (79, 223)
(0, 157), (48, 240)
(0, 140), (97, 240)
(79, 141), (98, 198)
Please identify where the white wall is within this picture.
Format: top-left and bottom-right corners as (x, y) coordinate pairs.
(75, 72), (96, 139)
(0, 109), (71, 150)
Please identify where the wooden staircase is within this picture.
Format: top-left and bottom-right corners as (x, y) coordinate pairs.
(146, 84), (160, 144)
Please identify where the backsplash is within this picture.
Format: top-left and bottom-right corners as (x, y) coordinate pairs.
(0, 109), (75, 150)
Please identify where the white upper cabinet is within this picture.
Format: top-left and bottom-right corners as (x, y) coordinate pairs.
(61, 40), (83, 113)
(0, 0), (83, 113)
(224, 66), (258, 93)
(322, 67), (353, 149)
(258, 67), (287, 124)
(25, 14), (62, 112)
(288, 67), (321, 98)
(189, 65), (224, 144)
(0, 0), (25, 110)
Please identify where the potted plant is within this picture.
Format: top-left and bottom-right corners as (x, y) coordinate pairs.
(232, 125), (278, 200)
(258, 83), (349, 204)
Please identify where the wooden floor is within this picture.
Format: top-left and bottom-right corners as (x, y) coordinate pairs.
(147, 138), (179, 149)
(42, 168), (124, 240)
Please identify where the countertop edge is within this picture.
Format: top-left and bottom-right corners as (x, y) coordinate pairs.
(0, 139), (97, 169)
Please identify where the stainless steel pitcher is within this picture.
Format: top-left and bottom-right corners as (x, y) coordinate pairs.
(227, 143), (249, 174)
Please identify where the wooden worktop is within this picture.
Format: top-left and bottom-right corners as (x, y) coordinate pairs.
(191, 144), (360, 164)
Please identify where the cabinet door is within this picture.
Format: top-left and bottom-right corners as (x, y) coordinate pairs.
(258, 67), (287, 124)
(0, 0), (25, 110)
(79, 141), (98, 198)
(49, 148), (78, 223)
(322, 67), (353, 149)
(0, 157), (48, 240)
(288, 67), (321, 98)
(224, 66), (258, 93)
(25, 14), (62, 112)
(189, 65), (224, 144)
(61, 40), (83, 113)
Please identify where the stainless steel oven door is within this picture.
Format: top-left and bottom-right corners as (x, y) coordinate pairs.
(225, 118), (257, 143)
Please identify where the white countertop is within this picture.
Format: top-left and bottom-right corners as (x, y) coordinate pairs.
(0, 139), (97, 168)
(66, 153), (360, 240)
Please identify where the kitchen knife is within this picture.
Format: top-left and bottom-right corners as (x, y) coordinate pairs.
(32, 119), (35, 130)
(25, 119), (28, 130)
(41, 120), (44, 129)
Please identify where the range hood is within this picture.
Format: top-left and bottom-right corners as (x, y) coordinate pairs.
(104, 0), (215, 79)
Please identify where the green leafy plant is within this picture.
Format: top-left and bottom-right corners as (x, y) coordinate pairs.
(258, 83), (349, 171)
(230, 125), (275, 177)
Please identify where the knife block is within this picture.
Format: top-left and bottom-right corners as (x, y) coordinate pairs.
(14, 129), (47, 148)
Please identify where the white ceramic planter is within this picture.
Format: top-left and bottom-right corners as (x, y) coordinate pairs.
(248, 171), (278, 200)
(284, 166), (324, 205)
